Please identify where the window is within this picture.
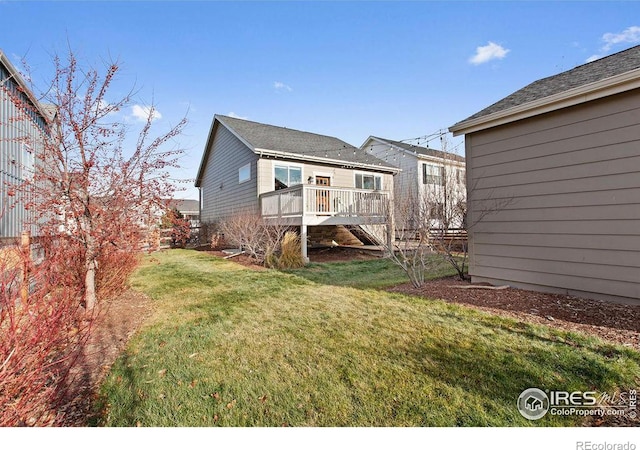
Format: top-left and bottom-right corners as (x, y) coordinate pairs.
(238, 163), (251, 183)
(456, 168), (465, 184)
(355, 173), (382, 190)
(274, 164), (302, 190)
(423, 163), (444, 185)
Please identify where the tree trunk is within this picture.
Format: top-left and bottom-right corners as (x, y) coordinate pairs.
(84, 256), (97, 310)
(83, 216), (98, 310)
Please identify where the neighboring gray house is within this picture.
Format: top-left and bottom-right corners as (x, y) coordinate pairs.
(195, 115), (399, 259)
(449, 45), (640, 304)
(0, 50), (53, 241)
(361, 136), (466, 228)
(168, 199), (200, 228)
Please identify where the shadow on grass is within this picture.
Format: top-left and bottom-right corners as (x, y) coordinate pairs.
(400, 320), (637, 426)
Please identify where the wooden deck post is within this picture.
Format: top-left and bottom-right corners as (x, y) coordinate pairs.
(301, 224), (309, 263)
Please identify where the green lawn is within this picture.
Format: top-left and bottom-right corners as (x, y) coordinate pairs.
(285, 255), (454, 289)
(95, 250), (640, 426)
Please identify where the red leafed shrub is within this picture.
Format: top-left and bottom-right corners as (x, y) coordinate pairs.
(0, 247), (87, 426)
(0, 236), (141, 426)
(95, 246), (140, 301)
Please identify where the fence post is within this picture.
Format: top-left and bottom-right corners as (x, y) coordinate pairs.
(20, 231), (31, 303)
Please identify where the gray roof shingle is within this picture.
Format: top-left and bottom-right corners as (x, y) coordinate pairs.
(217, 115), (397, 171)
(169, 199), (199, 212)
(368, 136), (465, 162)
(454, 44), (640, 125)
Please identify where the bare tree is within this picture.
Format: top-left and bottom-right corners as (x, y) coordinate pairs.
(381, 147), (511, 286)
(378, 137), (469, 286)
(382, 184), (452, 287)
(217, 210), (303, 268)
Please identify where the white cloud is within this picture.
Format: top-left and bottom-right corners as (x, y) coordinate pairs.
(273, 81), (293, 92)
(131, 104), (162, 122)
(602, 26), (640, 51)
(227, 112), (248, 120)
(469, 42), (510, 65)
(587, 26), (640, 62)
(585, 54), (603, 63)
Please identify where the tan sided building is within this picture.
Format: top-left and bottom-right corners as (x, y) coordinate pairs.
(450, 45), (640, 304)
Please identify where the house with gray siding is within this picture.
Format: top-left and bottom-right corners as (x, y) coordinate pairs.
(168, 199), (200, 228)
(449, 44), (640, 304)
(0, 50), (53, 241)
(195, 115), (399, 260)
(361, 136), (466, 229)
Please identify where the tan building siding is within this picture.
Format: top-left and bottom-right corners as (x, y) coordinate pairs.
(257, 158), (394, 194)
(466, 89), (640, 303)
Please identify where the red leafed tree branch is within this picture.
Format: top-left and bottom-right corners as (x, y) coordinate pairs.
(25, 50), (187, 310)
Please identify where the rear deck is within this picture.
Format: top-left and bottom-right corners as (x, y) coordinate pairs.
(259, 185), (391, 260)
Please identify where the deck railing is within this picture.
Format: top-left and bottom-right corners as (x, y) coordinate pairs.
(260, 185), (389, 220)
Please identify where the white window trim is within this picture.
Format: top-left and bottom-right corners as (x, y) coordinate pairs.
(273, 161), (304, 191)
(354, 171), (383, 190)
(238, 163), (251, 184)
(422, 163), (444, 186)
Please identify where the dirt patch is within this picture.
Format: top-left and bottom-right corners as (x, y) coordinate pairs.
(58, 289), (155, 426)
(201, 245), (382, 267)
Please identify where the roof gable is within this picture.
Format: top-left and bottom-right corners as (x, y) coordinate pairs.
(450, 45), (640, 135)
(0, 49), (53, 126)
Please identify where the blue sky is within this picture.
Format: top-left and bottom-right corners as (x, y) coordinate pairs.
(2, 1), (640, 200)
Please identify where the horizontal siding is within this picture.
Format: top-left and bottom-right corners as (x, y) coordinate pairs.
(364, 138), (419, 195)
(200, 124), (258, 223)
(473, 219), (638, 236)
(476, 204), (640, 222)
(473, 232), (640, 252)
(474, 244), (639, 272)
(474, 254), (638, 284)
(471, 266), (639, 300)
(472, 187), (640, 210)
(470, 90), (640, 152)
(474, 155), (640, 190)
(472, 114), (640, 167)
(467, 88), (640, 303)
(472, 172), (640, 200)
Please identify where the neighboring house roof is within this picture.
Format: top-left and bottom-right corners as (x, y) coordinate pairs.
(168, 199), (199, 214)
(364, 136), (465, 163)
(450, 45), (640, 135)
(196, 115), (399, 187)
